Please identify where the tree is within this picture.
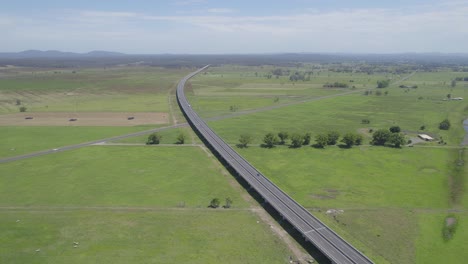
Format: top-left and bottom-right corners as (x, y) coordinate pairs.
(15, 99), (21, 105)
(19, 106), (27, 112)
(278, 131), (289, 144)
(389, 126), (401, 133)
(303, 133), (311, 145)
(355, 134), (363, 145)
(263, 133), (279, 148)
(341, 132), (363, 148)
(290, 133), (304, 148)
(146, 132), (162, 145)
(439, 119), (451, 130)
(315, 133), (328, 148)
(447, 93), (451, 100)
(388, 133), (406, 148)
(238, 134), (252, 148)
(176, 133), (186, 144)
(372, 129), (391, 145)
(326, 131), (340, 145)
(224, 197), (232, 208)
(210, 198), (220, 208)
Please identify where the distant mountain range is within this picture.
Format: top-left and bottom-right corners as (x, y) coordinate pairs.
(0, 50), (126, 59)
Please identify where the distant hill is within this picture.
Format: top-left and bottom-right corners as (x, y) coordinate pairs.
(0, 50), (126, 59)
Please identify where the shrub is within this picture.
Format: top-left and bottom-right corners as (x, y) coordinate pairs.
(439, 119), (451, 130)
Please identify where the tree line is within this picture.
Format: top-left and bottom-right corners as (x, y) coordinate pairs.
(238, 125), (408, 149)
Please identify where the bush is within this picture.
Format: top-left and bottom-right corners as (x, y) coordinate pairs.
(19, 106), (27, 112)
(326, 131), (340, 145)
(389, 126), (401, 133)
(439, 119), (451, 130)
(146, 132), (162, 145)
(176, 133), (186, 144)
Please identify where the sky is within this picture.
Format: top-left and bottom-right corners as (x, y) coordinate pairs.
(1, 0), (468, 54)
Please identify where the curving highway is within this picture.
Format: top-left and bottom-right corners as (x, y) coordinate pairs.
(177, 66), (374, 264)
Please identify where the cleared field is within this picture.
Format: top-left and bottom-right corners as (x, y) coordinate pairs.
(0, 145), (296, 263)
(237, 147), (451, 209)
(0, 126), (158, 158)
(0, 112), (168, 126)
(0, 67), (189, 114)
(0, 210), (291, 264)
(0, 146), (248, 207)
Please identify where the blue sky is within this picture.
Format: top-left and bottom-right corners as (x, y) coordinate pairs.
(1, 0), (467, 53)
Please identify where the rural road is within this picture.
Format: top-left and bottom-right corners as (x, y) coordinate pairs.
(177, 66), (374, 264)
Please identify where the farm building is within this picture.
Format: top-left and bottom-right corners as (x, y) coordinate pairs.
(418, 134), (434, 141)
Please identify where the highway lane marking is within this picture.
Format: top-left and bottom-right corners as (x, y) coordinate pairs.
(304, 227), (326, 234)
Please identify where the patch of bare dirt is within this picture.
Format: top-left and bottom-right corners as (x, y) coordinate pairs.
(0, 112), (168, 126)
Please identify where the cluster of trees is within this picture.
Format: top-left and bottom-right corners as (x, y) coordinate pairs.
(323, 82), (348, 88)
(371, 126), (406, 148)
(363, 90), (388, 96)
(146, 132), (186, 145)
(209, 197), (232, 208)
(377, 79), (390, 88)
(289, 71), (311, 82)
(260, 131), (312, 148)
(314, 131), (363, 148)
(243, 130), (363, 149)
(399, 85), (418, 89)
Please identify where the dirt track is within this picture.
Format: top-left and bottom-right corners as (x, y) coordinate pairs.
(0, 112), (168, 126)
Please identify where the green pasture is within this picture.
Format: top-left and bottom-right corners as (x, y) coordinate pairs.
(188, 67), (468, 146)
(416, 212), (468, 264)
(0, 146), (247, 208)
(0, 209), (291, 264)
(205, 89), (467, 146)
(237, 146), (451, 209)
(0, 126), (158, 158)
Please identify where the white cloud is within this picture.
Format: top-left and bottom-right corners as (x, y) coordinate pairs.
(174, 0), (207, 6)
(2, 1), (468, 53)
(207, 8), (235, 14)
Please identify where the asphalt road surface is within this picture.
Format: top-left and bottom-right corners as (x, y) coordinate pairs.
(176, 65), (374, 264)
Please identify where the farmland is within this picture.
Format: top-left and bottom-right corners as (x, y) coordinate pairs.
(186, 64), (468, 263)
(2, 61), (468, 263)
(0, 146), (294, 263)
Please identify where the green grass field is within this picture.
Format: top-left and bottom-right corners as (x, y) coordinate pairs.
(0, 210), (291, 264)
(0, 126), (160, 158)
(0, 146), (248, 207)
(0, 146), (295, 263)
(187, 65), (468, 263)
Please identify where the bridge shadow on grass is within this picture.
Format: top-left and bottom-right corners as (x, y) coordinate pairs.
(182, 118), (330, 263)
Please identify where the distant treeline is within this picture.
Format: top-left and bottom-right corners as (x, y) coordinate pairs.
(2, 53), (468, 68)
